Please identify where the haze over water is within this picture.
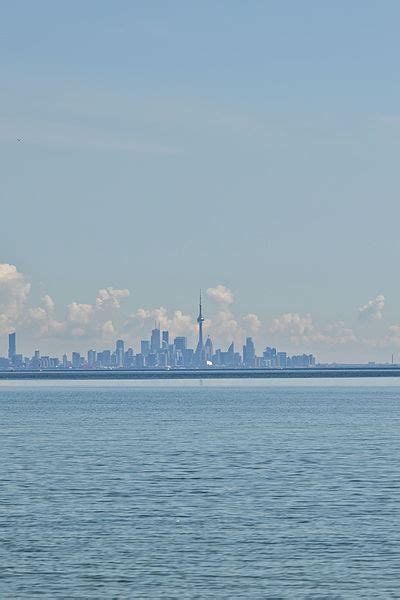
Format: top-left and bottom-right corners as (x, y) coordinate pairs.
(1, 380), (400, 598)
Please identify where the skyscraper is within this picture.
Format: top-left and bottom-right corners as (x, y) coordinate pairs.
(174, 336), (187, 351)
(8, 332), (16, 362)
(124, 347), (134, 367)
(116, 339), (125, 367)
(87, 350), (96, 368)
(195, 291), (205, 366)
(141, 340), (150, 356)
(72, 352), (81, 368)
(162, 330), (169, 348)
(205, 336), (213, 362)
(243, 337), (256, 368)
(151, 324), (161, 354)
(277, 351), (287, 368)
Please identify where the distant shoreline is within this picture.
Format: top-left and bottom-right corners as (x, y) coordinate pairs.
(0, 368), (400, 380)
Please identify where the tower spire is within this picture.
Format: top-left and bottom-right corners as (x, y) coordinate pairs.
(195, 289), (205, 366)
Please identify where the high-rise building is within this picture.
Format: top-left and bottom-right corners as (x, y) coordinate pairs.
(243, 337), (255, 368)
(277, 351), (287, 368)
(183, 348), (194, 367)
(87, 350), (96, 368)
(146, 353), (157, 368)
(195, 292), (205, 366)
(157, 351), (167, 367)
(40, 356), (50, 369)
(205, 336), (213, 362)
(135, 353), (145, 368)
(72, 352), (81, 368)
(13, 354), (23, 368)
(141, 340), (150, 356)
(151, 325), (161, 354)
(98, 350), (111, 367)
(31, 349), (40, 369)
(8, 332), (16, 361)
(124, 347), (134, 367)
(263, 346), (277, 367)
(174, 337), (187, 351)
(227, 342), (235, 367)
(215, 342), (235, 367)
(290, 353), (315, 368)
(116, 339), (125, 367)
(162, 330), (169, 348)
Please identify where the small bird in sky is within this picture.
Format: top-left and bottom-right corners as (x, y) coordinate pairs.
(17, 138), (22, 142)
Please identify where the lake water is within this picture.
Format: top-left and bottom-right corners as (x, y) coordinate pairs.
(1, 379), (400, 598)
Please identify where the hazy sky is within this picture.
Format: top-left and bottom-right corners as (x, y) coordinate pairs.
(2, 1), (400, 361)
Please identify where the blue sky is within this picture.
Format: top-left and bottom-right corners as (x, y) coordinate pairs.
(1, 2), (400, 360)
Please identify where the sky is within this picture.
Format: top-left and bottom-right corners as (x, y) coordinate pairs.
(1, 1), (400, 361)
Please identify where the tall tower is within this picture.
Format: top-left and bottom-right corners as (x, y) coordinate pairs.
(151, 322), (161, 354)
(195, 291), (205, 366)
(8, 332), (16, 362)
(116, 339), (125, 367)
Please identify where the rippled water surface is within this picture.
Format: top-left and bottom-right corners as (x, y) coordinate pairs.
(1, 381), (400, 598)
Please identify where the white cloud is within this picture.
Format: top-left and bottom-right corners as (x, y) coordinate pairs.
(377, 324), (400, 350)
(65, 286), (129, 335)
(207, 310), (243, 346)
(95, 287), (130, 310)
(0, 263), (31, 333)
(358, 294), (385, 321)
(100, 320), (116, 339)
(128, 307), (167, 329)
(70, 327), (86, 338)
(133, 308), (153, 323)
(207, 284), (234, 305)
(270, 313), (314, 338)
(269, 313), (357, 347)
(1, 262), (392, 360)
(129, 298), (248, 350)
(125, 307), (196, 341)
(243, 313), (261, 335)
(204, 285), (263, 348)
(321, 322), (358, 346)
(67, 302), (94, 325)
(170, 310), (196, 336)
(204, 284), (247, 347)
(64, 287), (132, 342)
(42, 294), (55, 312)
(385, 325), (400, 345)
(26, 295), (65, 337)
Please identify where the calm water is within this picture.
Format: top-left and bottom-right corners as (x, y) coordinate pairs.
(1, 380), (400, 598)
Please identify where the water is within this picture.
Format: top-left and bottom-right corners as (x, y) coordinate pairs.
(1, 380), (400, 598)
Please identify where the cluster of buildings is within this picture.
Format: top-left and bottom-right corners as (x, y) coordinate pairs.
(0, 298), (316, 370)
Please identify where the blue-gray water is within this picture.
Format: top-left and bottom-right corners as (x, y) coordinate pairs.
(1, 380), (400, 598)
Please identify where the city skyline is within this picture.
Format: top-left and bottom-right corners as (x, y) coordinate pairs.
(2, 291), (317, 370)
(0, 261), (397, 364)
(2, 326), (316, 371)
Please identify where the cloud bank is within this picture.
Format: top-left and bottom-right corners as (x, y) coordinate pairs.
(358, 294), (385, 321)
(0, 263), (398, 361)
(0, 263), (31, 333)
(269, 312), (358, 348)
